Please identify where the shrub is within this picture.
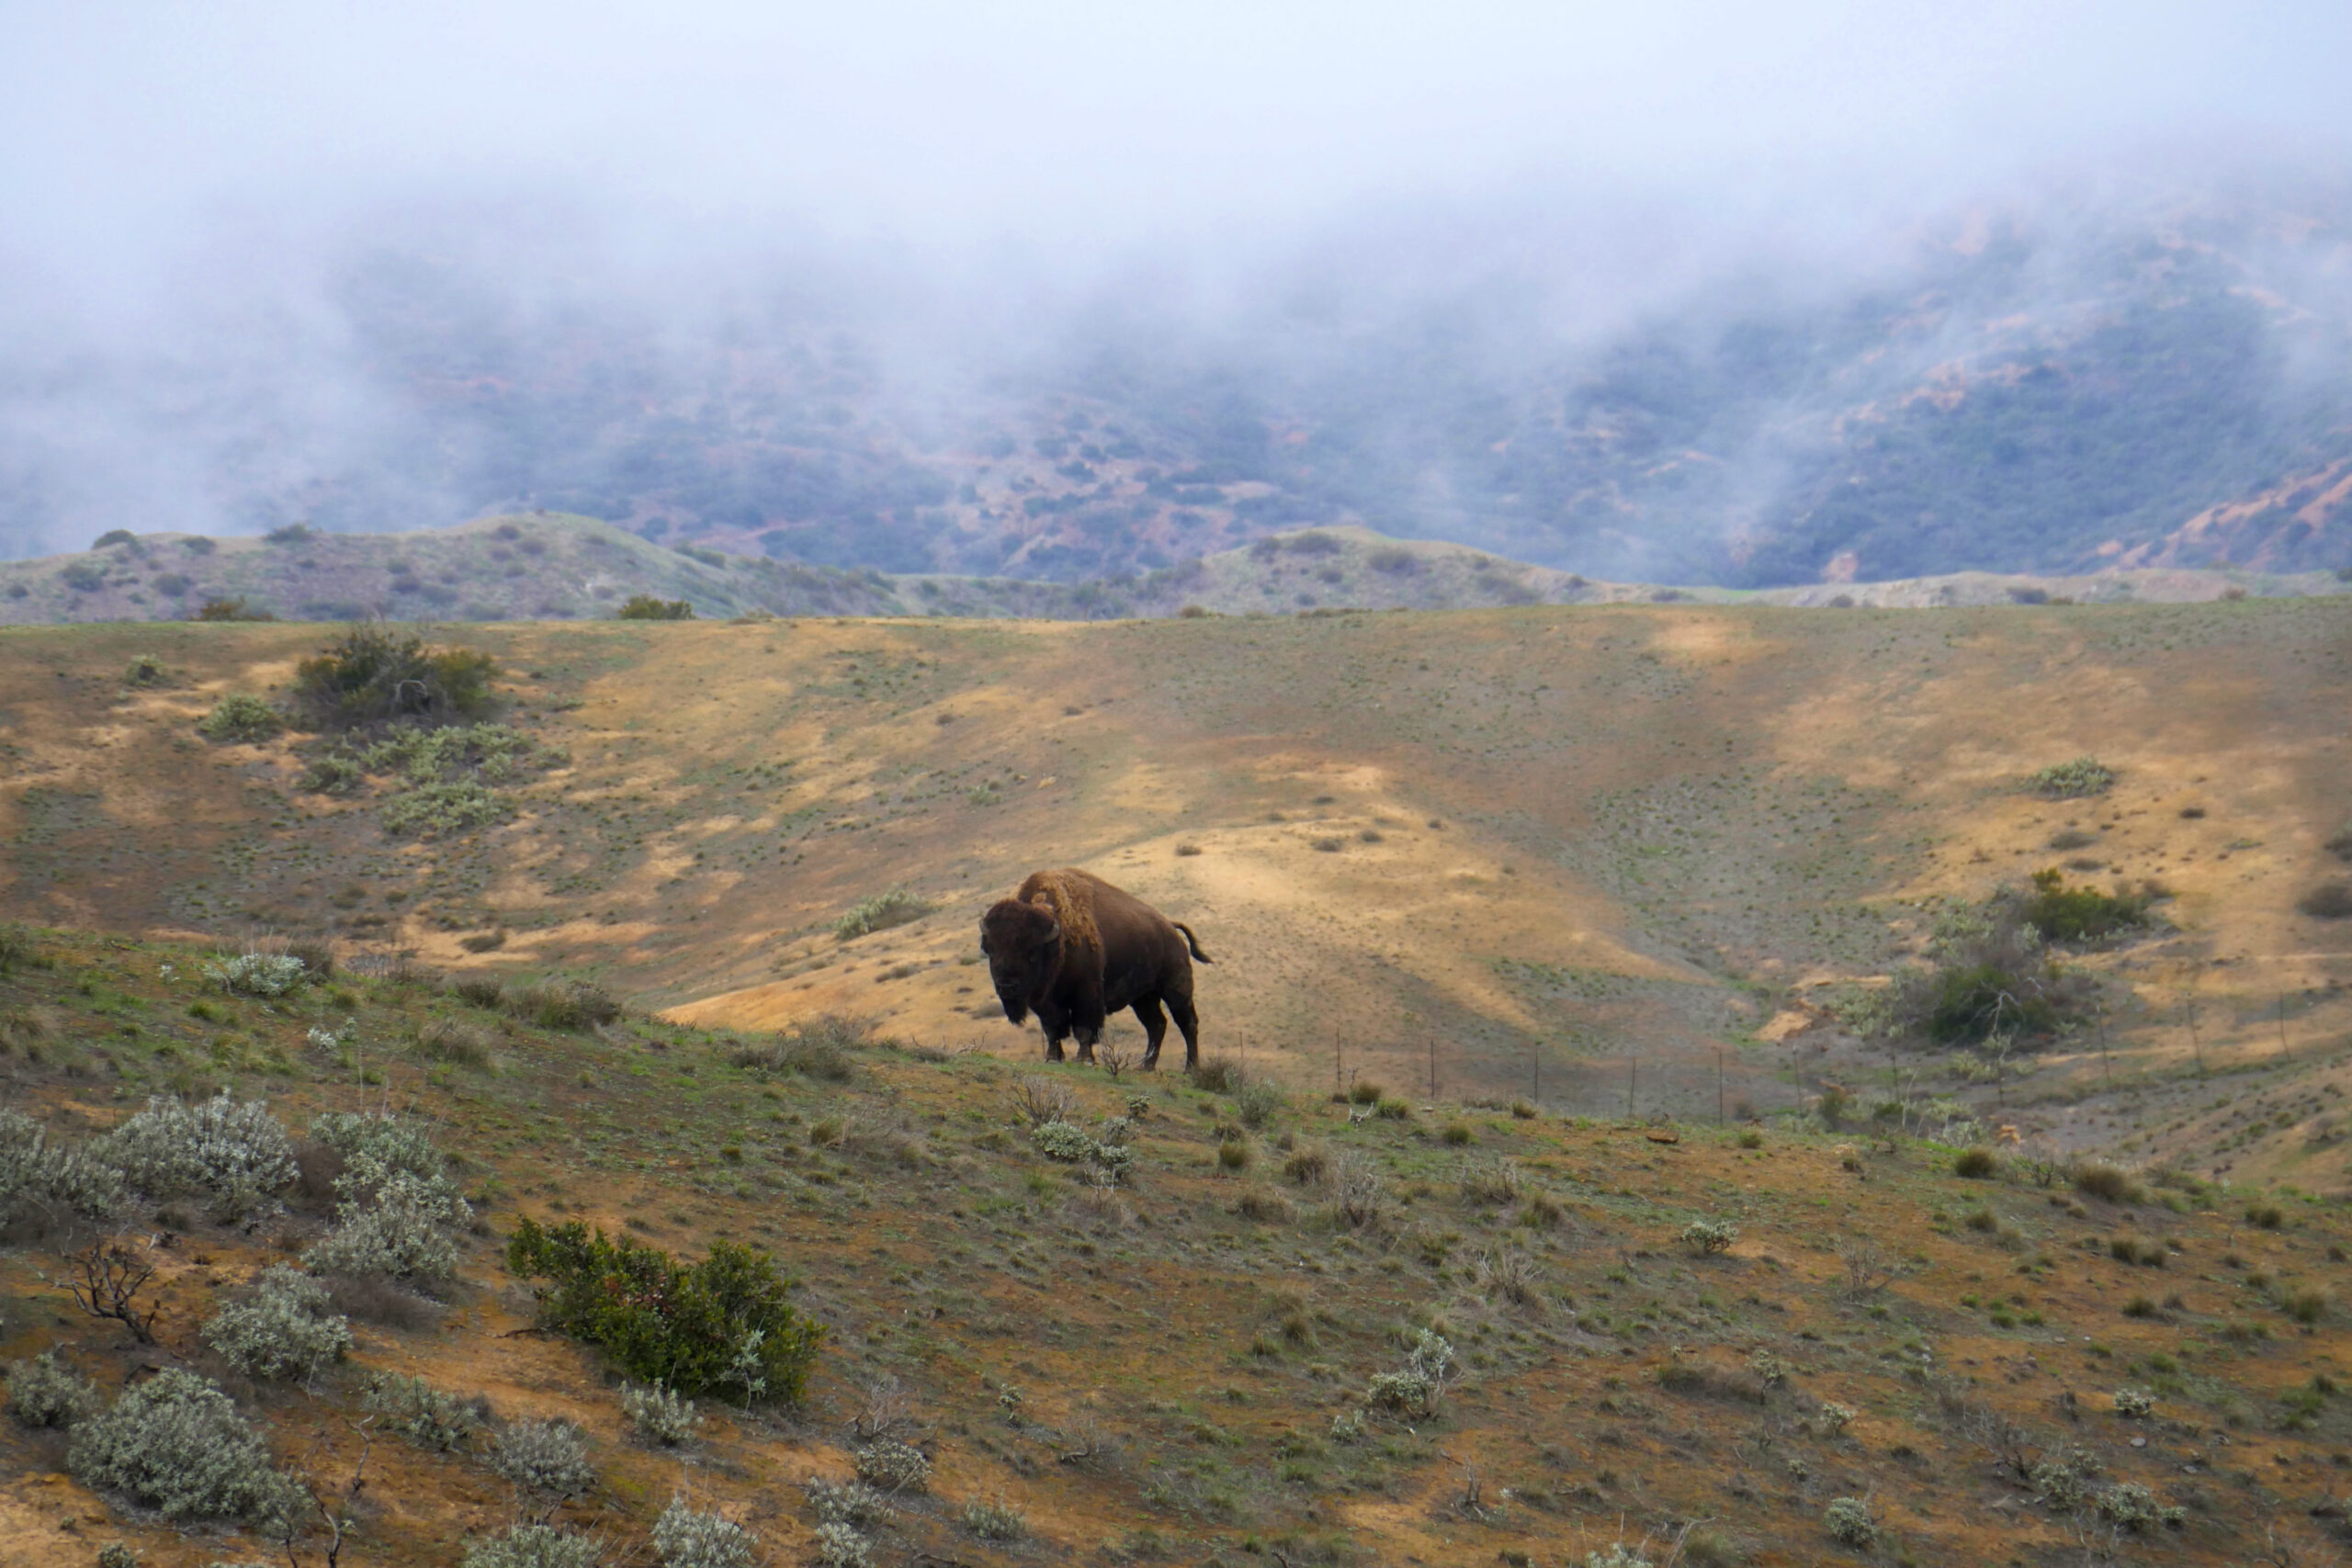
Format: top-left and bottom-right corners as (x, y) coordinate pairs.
(202, 1266), (353, 1381)
(381, 781), (512, 837)
(2095, 1482), (2164, 1529)
(2030, 757), (2115, 798)
(1585, 1549), (1655, 1568)
(833, 887), (933, 940)
(205, 951), (310, 996)
(1347, 1080), (1385, 1106)
(1216, 1138), (1252, 1172)
(1375, 1096), (1412, 1120)
(362, 1372), (484, 1450)
(298, 753), (364, 795)
(2246, 1202), (2285, 1229)
(808, 1479), (895, 1528)
(68, 1369), (289, 1521)
(195, 596), (273, 621)
(813, 1523), (873, 1568)
(1282, 1142), (1330, 1186)
(854, 1438), (933, 1493)
(652, 1496), (756, 1568)
(507, 980), (621, 1032)
(1459, 1157), (1522, 1206)
(310, 1111), (462, 1204)
(123, 653), (165, 685)
(619, 596), (695, 621)
(731, 1015), (871, 1079)
(198, 694), (285, 743)
(1682, 1218), (1739, 1256)
(1330, 1152), (1386, 1228)
(2327, 826), (2352, 863)
(462, 1526), (602, 1568)
(2112, 1387), (2153, 1417)
(959, 1496), (1027, 1540)
(1366, 1329), (1454, 1414)
(305, 1169), (469, 1282)
(623, 1382), (704, 1446)
(488, 1417), (594, 1498)
(2073, 1162), (2142, 1203)
(95, 1092), (296, 1221)
(1190, 1057), (1246, 1093)
(452, 976), (505, 1009)
(1953, 1147), (1999, 1179)
(2281, 1286), (2329, 1325)
(2021, 869), (2149, 942)
(6, 1351), (97, 1428)
(505, 1218), (824, 1404)
(1824, 1496), (1876, 1547)
(1233, 1079), (1287, 1129)
(291, 627), (497, 732)
(2298, 882), (2352, 919)
(1441, 1121), (1475, 1146)
(0, 1109), (125, 1232)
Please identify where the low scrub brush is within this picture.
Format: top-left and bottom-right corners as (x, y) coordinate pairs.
(68, 1368), (291, 1522)
(651, 1496), (757, 1568)
(202, 1265), (353, 1381)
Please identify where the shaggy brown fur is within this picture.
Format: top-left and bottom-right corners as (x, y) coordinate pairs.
(979, 867), (1210, 1068)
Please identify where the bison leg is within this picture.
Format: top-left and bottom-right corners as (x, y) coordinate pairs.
(1168, 993), (1201, 1069)
(1132, 996), (1169, 1069)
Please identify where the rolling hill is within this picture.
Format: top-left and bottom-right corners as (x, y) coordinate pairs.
(4, 593), (2352, 1566)
(6, 513), (2346, 631)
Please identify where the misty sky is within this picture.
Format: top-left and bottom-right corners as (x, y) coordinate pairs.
(3, 3), (2349, 565)
(7, 2), (2348, 285)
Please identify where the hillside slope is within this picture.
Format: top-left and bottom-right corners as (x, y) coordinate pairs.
(1, 599), (2347, 1188)
(7, 924), (2352, 1566)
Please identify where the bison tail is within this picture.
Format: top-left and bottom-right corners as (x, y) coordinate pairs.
(1172, 921), (1213, 964)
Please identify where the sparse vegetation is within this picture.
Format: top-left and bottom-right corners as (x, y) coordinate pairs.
(854, 1438), (933, 1493)
(619, 595), (695, 620)
(2029, 757), (2115, 798)
(623, 1382), (705, 1446)
(488, 1417), (596, 1499)
(2299, 881), (2352, 919)
(95, 1091), (296, 1221)
(651, 1496), (756, 1568)
(362, 1371), (485, 1451)
(463, 1526), (603, 1568)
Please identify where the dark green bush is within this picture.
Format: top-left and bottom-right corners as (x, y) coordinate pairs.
(505, 1217), (823, 1404)
(2021, 869), (2150, 942)
(1953, 1147), (1999, 1179)
(618, 595), (695, 620)
(2298, 882), (2352, 919)
(291, 627), (497, 732)
(504, 980), (620, 1032)
(194, 596), (274, 621)
(199, 694), (285, 744)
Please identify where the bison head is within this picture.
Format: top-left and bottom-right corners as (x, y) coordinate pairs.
(978, 897), (1060, 1024)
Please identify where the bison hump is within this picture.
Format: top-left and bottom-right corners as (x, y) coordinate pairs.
(1018, 867), (1102, 957)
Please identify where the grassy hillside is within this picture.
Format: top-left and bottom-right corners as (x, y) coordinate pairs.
(6, 514), (2344, 630)
(1, 598), (2347, 1183)
(6, 923), (2352, 1567)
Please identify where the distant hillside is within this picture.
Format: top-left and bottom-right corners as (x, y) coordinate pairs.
(5, 513), (2344, 628)
(11, 176), (2352, 588)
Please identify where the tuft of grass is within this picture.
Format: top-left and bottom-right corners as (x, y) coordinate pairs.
(1953, 1147), (1999, 1179)
(2074, 1162), (2143, 1204)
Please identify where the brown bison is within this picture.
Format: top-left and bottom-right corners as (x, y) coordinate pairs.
(979, 867), (1210, 1067)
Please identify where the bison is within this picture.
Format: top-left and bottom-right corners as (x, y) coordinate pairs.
(978, 867), (1210, 1068)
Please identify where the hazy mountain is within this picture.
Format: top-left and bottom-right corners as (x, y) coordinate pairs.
(7, 177), (2352, 587)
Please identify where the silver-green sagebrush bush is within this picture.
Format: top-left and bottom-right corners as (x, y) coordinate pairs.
(651, 1496), (757, 1568)
(303, 1170), (469, 1282)
(203, 952), (309, 997)
(93, 1092), (296, 1222)
(201, 1266), (353, 1381)
(852, 1438), (932, 1493)
(0, 1109), (124, 1231)
(1824, 1496), (1877, 1547)
(68, 1368), (291, 1522)
(488, 1417), (595, 1498)
(460, 1525), (603, 1568)
(807, 1478), (894, 1528)
(6, 1350), (99, 1427)
(622, 1382), (703, 1446)
(362, 1371), (484, 1450)
(812, 1522), (873, 1568)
